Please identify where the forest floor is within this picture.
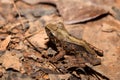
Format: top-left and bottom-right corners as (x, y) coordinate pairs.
(0, 0), (120, 80)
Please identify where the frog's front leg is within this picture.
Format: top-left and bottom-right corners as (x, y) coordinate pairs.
(49, 46), (66, 62)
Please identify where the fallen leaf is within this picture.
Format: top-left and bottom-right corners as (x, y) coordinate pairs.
(0, 50), (24, 72)
(0, 35), (11, 51)
(21, 0), (111, 24)
(25, 20), (49, 48)
(22, 0), (120, 24)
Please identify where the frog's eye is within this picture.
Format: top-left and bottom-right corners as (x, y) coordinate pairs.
(57, 22), (64, 29)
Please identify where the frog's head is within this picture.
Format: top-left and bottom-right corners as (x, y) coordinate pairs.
(46, 22), (64, 31)
(46, 22), (66, 35)
(45, 22), (69, 40)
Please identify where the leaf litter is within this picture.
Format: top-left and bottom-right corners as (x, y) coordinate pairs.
(0, 0), (120, 80)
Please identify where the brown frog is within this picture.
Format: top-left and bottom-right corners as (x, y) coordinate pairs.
(45, 22), (103, 66)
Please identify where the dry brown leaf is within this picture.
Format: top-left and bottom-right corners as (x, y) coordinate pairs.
(0, 35), (11, 51)
(56, 0), (108, 24)
(21, 0), (112, 24)
(22, 0), (120, 24)
(0, 50), (24, 72)
(25, 20), (49, 48)
(28, 29), (48, 49)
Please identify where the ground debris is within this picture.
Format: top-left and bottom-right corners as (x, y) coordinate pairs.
(0, 0), (120, 80)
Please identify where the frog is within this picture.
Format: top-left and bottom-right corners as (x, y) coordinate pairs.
(45, 22), (103, 66)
